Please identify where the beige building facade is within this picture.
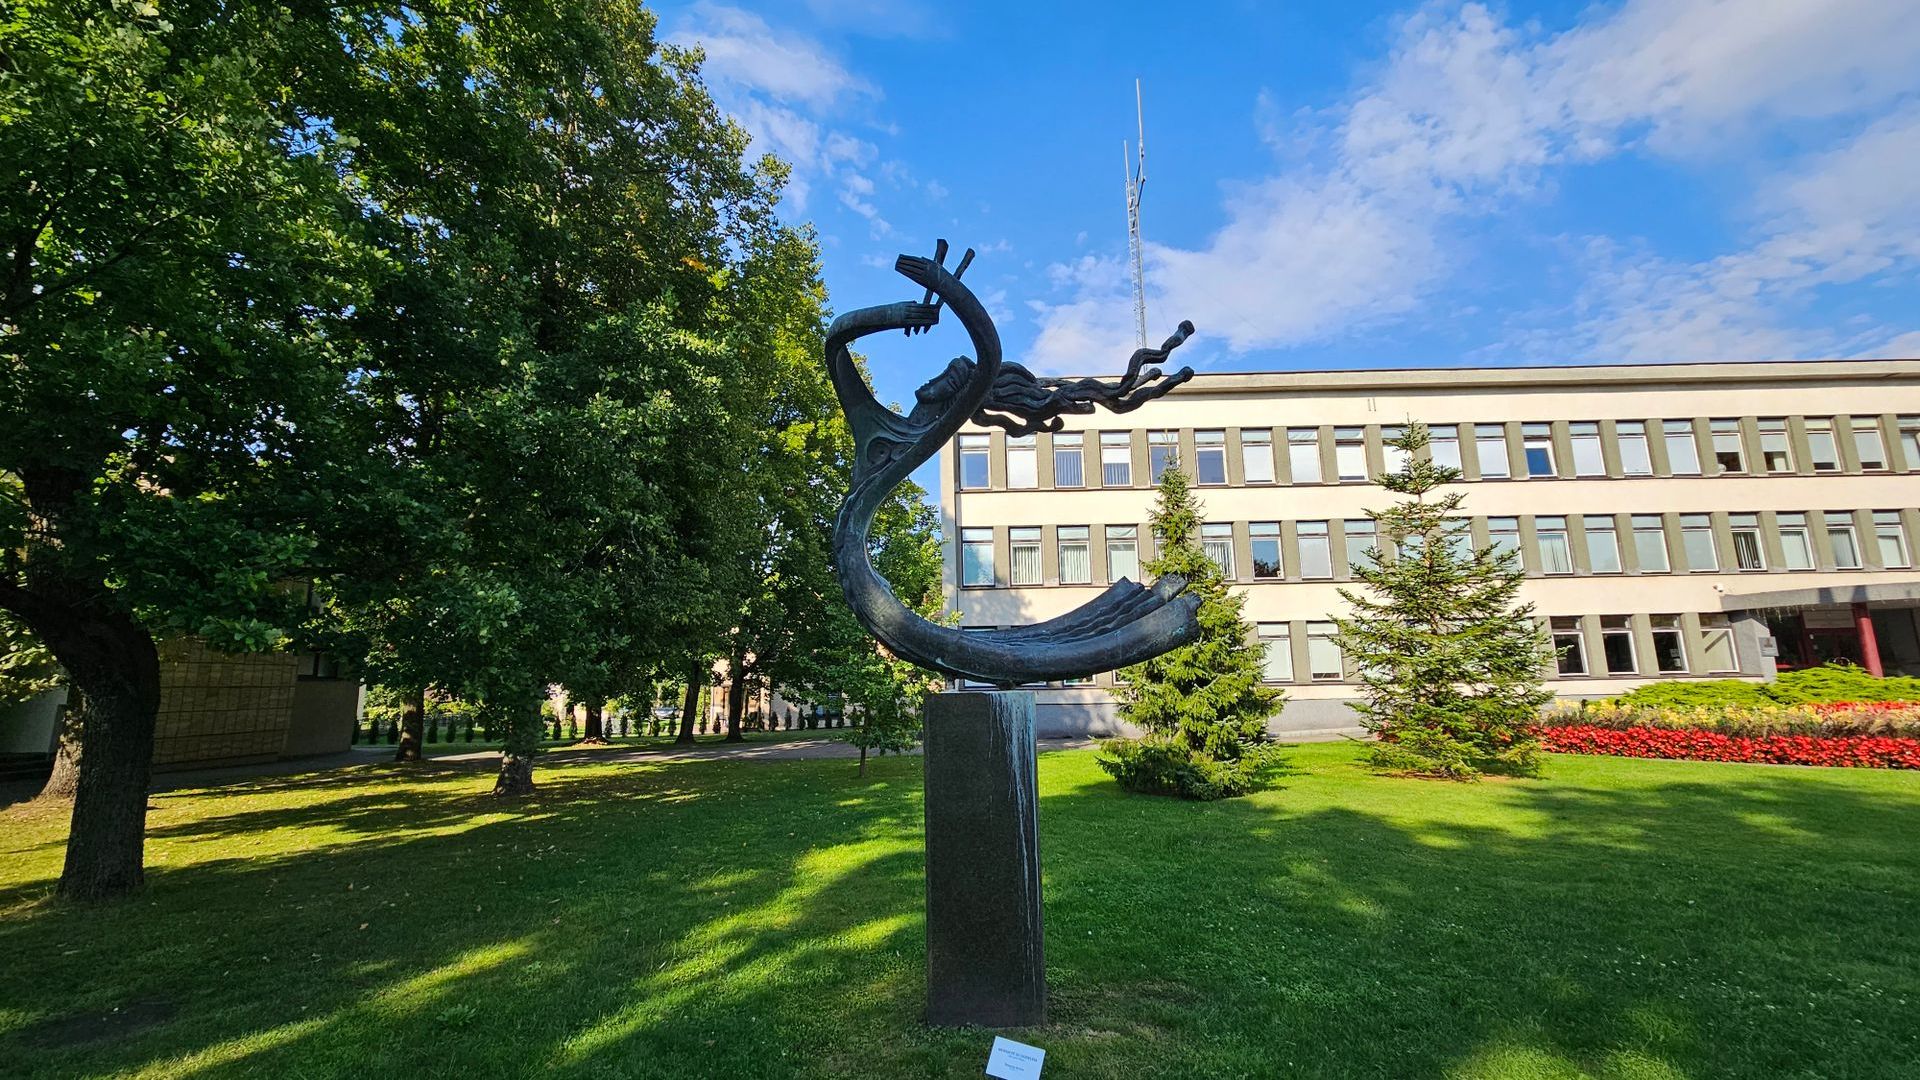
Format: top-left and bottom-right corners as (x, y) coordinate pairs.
(939, 360), (1920, 736)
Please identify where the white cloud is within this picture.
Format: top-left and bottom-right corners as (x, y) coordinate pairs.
(670, 3), (875, 110)
(1030, 0), (1920, 368)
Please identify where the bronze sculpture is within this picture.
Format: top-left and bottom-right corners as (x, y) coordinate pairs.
(826, 240), (1204, 686)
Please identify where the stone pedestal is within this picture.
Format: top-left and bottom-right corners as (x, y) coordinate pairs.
(922, 690), (1045, 1027)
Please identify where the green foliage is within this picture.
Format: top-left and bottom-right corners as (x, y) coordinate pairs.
(1612, 663), (1920, 709)
(1104, 464), (1283, 798)
(0, 611), (62, 707)
(1335, 423), (1551, 779)
(1095, 732), (1281, 801)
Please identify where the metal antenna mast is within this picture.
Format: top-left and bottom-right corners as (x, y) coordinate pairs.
(1123, 79), (1148, 348)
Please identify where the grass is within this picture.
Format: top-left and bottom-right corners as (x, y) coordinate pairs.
(1, 743), (1917, 1078)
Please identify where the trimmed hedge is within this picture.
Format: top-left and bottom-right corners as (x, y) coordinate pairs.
(1611, 663), (1920, 709)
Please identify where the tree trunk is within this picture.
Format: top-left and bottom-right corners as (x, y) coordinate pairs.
(676, 659), (702, 745)
(394, 687), (425, 762)
(725, 643), (748, 743)
(18, 600), (161, 902)
(493, 696), (542, 797)
(38, 691), (84, 799)
(581, 700), (606, 744)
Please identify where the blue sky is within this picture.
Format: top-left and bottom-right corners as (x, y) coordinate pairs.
(660, 0), (1920, 417)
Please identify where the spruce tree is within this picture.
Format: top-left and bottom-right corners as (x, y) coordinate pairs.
(1334, 423), (1551, 778)
(1100, 463), (1283, 800)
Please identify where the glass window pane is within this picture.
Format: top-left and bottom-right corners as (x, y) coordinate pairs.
(1651, 615), (1687, 673)
(1258, 623), (1293, 682)
(1759, 419), (1793, 473)
(1585, 518), (1621, 573)
(1827, 513), (1861, 569)
(1299, 522), (1333, 579)
(1778, 514), (1815, 570)
(1006, 435), (1037, 489)
(1570, 422), (1604, 476)
(1632, 515), (1670, 573)
(1288, 428), (1322, 484)
(1854, 419), (1887, 470)
(1551, 617), (1587, 676)
(1807, 419), (1840, 472)
(1476, 425), (1510, 478)
(1664, 421), (1701, 475)
(1681, 515), (1718, 572)
(1201, 523), (1235, 578)
(1105, 525), (1138, 582)
(1900, 416), (1920, 471)
(959, 434), (990, 489)
(1195, 430), (1227, 485)
(1250, 522), (1282, 578)
(1874, 512), (1910, 568)
(1488, 517), (1521, 564)
(1523, 424), (1555, 477)
(1053, 434), (1084, 487)
(1101, 432), (1132, 486)
(961, 528), (994, 586)
(1009, 527), (1042, 585)
(1382, 426), (1409, 475)
(1430, 425), (1462, 472)
(1601, 616), (1637, 674)
(1536, 516), (1572, 575)
(1617, 422), (1652, 476)
(1335, 428), (1366, 481)
(1307, 622), (1342, 681)
(1711, 419), (1744, 474)
(1148, 430), (1177, 482)
(1344, 519), (1377, 574)
(1057, 526), (1091, 584)
(1242, 430), (1274, 484)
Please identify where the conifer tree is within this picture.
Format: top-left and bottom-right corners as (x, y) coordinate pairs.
(1100, 463), (1283, 800)
(1334, 423), (1551, 778)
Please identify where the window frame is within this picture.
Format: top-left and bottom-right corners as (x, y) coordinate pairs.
(958, 433), (990, 490)
(1298, 521), (1334, 580)
(1522, 423), (1556, 478)
(1306, 621), (1343, 682)
(960, 527), (995, 587)
(1679, 514), (1718, 572)
(1100, 431), (1133, 486)
(1600, 616), (1638, 675)
(1872, 511), (1910, 569)
(1535, 515), (1573, 575)
(1194, 430), (1228, 486)
(1650, 614), (1688, 674)
(1005, 434), (1038, 490)
(1334, 427), (1367, 483)
(1729, 513), (1766, 571)
(1551, 616), (1588, 676)
(1241, 429), (1275, 484)
(1008, 526), (1043, 586)
(1710, 419), (1745, 474)
(1569, 422), (1605, 477)
(1631, 515), (1671, 574)
(1663, 420), (1702, 475)
(1287, 428), (1323, 484)
(1429, 425), (1462, 472)
(1853, 418), (1887, 471)
(1584, 516), (1622, 574)
(1777, 513), (1815, 571)
(1201, 522), (1235, 579)
(1758, 418), (1793, 473)
(1257, 622), (1294, 683)
(1056, 525), (1092, 585)
(1617, 421), (1653, 476)
(1052, 432), (1085, 488)
(1148, 430), (1178, 483)
(1806, 418), (1840, 473)
(1475, 424), (1511, 479)
(1826, 512), (1863, 570)
(1105, 524), (1139, 583)
(1249, 521), (1283, 579)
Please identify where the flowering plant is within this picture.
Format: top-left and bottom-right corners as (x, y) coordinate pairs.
(1542, 723), (1920, 769)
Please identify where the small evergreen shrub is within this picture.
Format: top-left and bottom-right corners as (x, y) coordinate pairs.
(1098, 734), (1282, 801)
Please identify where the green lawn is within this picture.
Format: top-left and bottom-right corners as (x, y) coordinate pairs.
(2, 743), (1917, 1078)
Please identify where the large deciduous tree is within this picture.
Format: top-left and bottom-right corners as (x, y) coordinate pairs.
(1334, 423), (1550, 779)
(2, 1), (384, 899)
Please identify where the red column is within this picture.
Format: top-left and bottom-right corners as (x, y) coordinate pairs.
(1853, 602), (1884, 677)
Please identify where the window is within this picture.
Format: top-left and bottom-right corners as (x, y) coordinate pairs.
(1826, 512), (1862, 569)
(1241, 429), (1275, 484)
(1664, 420), (1701, 475)
(1335, 427), (1367, 482)
(1617, 422), (1652, 476)
(1201, 523), (1235, 578)
(1195, 430), (1227, 485)
(1101, 432), (1132, 486)
(1776, 513), (1814, 570)
(1806, 418), (1840, 472)
(1344, 519), (1377, 574)
(1474, 423), (1511, 479)
(961, 528), (994, 586)
(1444, 518), (1473, 561)
(1710, 419), (1745, 474)
(1288, 428), (1323, 483)
(1298, 521), (1333, 579)
(1853, 418), (1887, 470)
(1632, 515), (1670, 573)
(1250, 522), (1282, 579)
(959, 434), (990, 489)
(1258, 623), (1293, 682)
(1523, 423), (1556, 477)
(1053, 433), (1084, 488)
(1900, 416), (1920, 471)
(1535, 516), (1573, 575)
(1650, 615), (1688, 673)
(1680, 514), (1718, 572)
(1105, 525), (1139, 582)
(1601, 616), (1638, 674)
(1756, 418), (1793, 473)
(1006, 434), (1037, 489)
(1009, 527), (1042, 585)
(1488, 517), (1521, 565)
(1382, 425), (1409, 475)
(1307, 622), (1342, 681)
(1585, 516), (1621, 574)
(1729, 513), (1766, 571)
(1551, 617), (1588, 676)
(1570, 422), (1605, 476)
(1701, 614), (1739, 673)
(1429, 425), (1462, 472)
(1873, 511), (1910, 569)
(1057, 526), (1091, 584)
(1148, 430), (1178, 482)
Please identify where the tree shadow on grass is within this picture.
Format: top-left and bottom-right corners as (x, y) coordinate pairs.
(0, 751), (1916, 1078)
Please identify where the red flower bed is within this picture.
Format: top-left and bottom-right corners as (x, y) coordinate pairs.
(1542, 724), (1920, 769)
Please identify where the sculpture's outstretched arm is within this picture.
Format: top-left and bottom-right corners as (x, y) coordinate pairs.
(972, 319), (1196, 437)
